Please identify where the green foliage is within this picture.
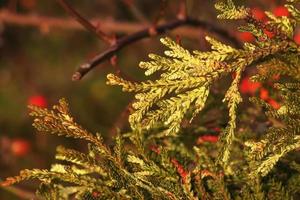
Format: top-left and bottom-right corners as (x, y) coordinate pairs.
(107, 37), (213, 137)
(246, 83), (300, 177)
(215, 0), (249, 19)
(2, 0), (300, 199)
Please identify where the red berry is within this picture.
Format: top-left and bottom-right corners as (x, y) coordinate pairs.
(273, 6), (289, 17)
(251, 7), (267, 21)
(240, 77), (262, 94)
(260, 88), (269, 100)
(149, 145), (161, 154)
(197, 135), (219, 144)
(294, 34), (300, 45)
(201, 170), (215, 178)
(171, 158), (188, 183)
(268, 99), (280, 109)
(237, 32), (255, 42)
(264, 30), (275, 39)
(28, 95), (47, 108)
(92, 191), (101, 198)
(11, 139), (31, 157)
(231, 72), (237, 80)
(272, 74), (280, 81)
(212, 127), (221, 132)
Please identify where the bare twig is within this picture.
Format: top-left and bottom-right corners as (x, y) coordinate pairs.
(0, 9), (221, 38)
(122, 0), (149, 24)
(0, 5), (241, 81)
(153, 0), (168, 26)
(56, 0), (113, 44)
(177, 0), (187, 20)
(72, 17), (241, 81)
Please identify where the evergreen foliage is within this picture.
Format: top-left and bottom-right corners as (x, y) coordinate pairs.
(1, 0), (300, 199)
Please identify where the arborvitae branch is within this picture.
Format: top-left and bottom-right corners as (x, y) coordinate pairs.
(2, 0), (300, 199)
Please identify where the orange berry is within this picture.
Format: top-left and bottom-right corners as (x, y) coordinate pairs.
(231, 72), (237, 80)
(264, 30), (275, 38)
(171, 158), (188, 183)
(260, 88), (269, 100)
(251, 7), (267, 21)
(268, 99), (280, 109)
(240, 77), (262, 94)
(273, 6), (289, 17)
(294, 34), (300, 45)
(11, 139), (31, 157)
(237, 32), (255, 42)
(272, 74), (280, 81)
(149, 145), (161, 154)
(212, 127), (221, 132)
(92, 191), (101, 198)
(28, 95), (47, 108)
(197, 135), (219, 144)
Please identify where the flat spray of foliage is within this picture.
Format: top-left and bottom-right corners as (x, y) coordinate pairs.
(1, 0), (300, 199)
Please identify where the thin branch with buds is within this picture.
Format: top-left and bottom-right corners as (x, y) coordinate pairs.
(122, 0), (149, 24)
(54, 1), (242, 80)
(72, 17), (241, 81)
(177, 0), (187, 20)
(0, 9), (209, 36)
(153, 0), (168, 26)
(56, 0), (114, 44)
(0, 9), (227, 39)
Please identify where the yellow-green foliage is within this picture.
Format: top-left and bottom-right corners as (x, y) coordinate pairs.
(0, 99), (241, 200)
(246, 83), (300, 177)
(215, 0), (249, 19)
(106, 0), (297, 165)
(1, 0), (300, 199)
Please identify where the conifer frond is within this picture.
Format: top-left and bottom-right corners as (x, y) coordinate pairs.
(161, 37), (193, 60)
(218, 68), (243, 165)
(36, 183), (65, 200)
(246, 82), (300, 178)
(215, 0), (249, 19)
(266, 179), (291, 200)
(107, 46), (213, 136)
(265, 11), (296, 38)
(113, 134), (124, 165)
(287, 174), (300, 196)
(3, 1), (300, 199)
(1, 169), (50, 186)
(55, 146), (106, 176)
(107, 31), (294, 162)
(29, 98), (110, 154)
(286, 1), (300, 23)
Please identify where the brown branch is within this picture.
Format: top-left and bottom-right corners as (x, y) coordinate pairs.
(177, 0), (187, 20)
(0, 10), (241, 81)
(56, 0), (113, 44)
(0, 9), (217, 38)
(153, 0), (168, 26)
(72, 17), (242, 81)
(122, 0), (149, 24)
(0, 9), (140, 33)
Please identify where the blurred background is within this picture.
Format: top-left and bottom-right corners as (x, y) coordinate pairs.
(0, 0), (291, 199)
